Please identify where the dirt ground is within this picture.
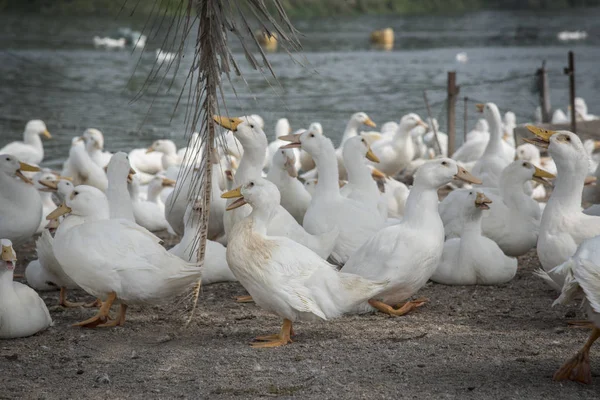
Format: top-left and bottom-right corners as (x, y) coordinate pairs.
(2, 234), (600, 400)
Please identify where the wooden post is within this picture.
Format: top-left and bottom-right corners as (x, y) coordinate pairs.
(447, 71), (459, 155)
(423, 90), (442, 156)
(463, 96), (468, 143)
(564, 51), (576, 133)
(536, 61), (551, 123)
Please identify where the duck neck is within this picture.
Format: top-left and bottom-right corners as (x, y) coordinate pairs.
(235, 142), (266, 185)
(392, 126), (412, 150)
(312, 141), (341, 199)
(461, 211), (483, 240)
(402, 183), (440, 227)
(0, 268), (14, 291)
(24, 131), (43, 152)
(147, 184), (162, 203)
(498, 175), (528, 208)
(248, 205), (274, 235)
(344, 152), (372, 187)
(341, 118), (361, 144)
(549, 161), (586, 212)
(483, 110), (503, 156)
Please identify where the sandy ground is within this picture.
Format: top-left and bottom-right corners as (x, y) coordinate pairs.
(2, 234), (600, 400)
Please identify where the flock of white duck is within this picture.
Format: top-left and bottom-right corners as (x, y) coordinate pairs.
(2, 99), (600, 382)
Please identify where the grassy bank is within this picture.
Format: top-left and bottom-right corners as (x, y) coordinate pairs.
(0, 0), (599, 16)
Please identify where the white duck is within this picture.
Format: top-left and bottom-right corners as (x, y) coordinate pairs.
(516, 143), (556, 200)
(432, 191), (517, 285)
(341, 159), (481, 316)
(0, 120), (51, 165)
(299, 123), (321, 172)
(215, 116), (338, 260)
(82, 128), (112, 168)
(266, 147), (310, 225)
(129, 175), (174, 232)
(128, 147), (163, 175)
(550, 236), (600, 384)
(169, 200), (236, 285)
(68, 138), (108, 191)
(147, 139), (182, 170)
(336, 112), (377, 180)
(49, 185), (201, 327)
(381, 176), (410, 218)
(223, 178), (388, 347)
(105, 152), (136, 222)
(369, 113), (426, 177)
(526, 126), (600, 288)
(440, 160), (553, 257)
(33, 169), (62, 234)
(265, 118), (298, 171)
(0, 155), (42, 244)
(471, 103), (512, 187)
(0, 239), (52, 339)
(339, 136), (384, 217)
(281, 127), (384, 264)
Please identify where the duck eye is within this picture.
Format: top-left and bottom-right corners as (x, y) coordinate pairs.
(566, 136), (571, 141)
(441, 161), (447, 166)
(309, 133), (314, 138)
(249, 182), (254, 187)
(73, 191), (78, 196)
(522, 162), (527, 167)
(5, 157), (9, 161)
(469, 191), (473, 195)
(250, 124), (254, 129)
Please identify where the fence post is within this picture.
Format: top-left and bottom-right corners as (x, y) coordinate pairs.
(447, 71), (459, 156)
(463, 96), (468, 143)
(536, 61), (551, 123)
(564, 51), (576, 133)
(423, 90), (442, 156)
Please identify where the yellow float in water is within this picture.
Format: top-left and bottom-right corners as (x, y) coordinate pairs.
(255, 30), (277, 51)
(370, 28), (394, 50)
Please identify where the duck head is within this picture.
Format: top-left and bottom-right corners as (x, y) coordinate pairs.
(107, 152), (136, 184)
(343, 135), (380, 163)
(275, 118), (291, 139)
(82, 128), (104, 151)
(526, 126), (588, 173)
(0, 154), (41, 184)
(222, 178), (280, 212)
(516, 143), (540, 162)
(214, 115), (267, 152)
(146, 139), (177, 155)
(279, 125), (329, 159)
(25, 120), (51, 139)
(502, 160), (555, 186)
(308, 122), (323, 135)
(47, 185), (109, 220)
(398, 113), (428, 134)
(272, 147), (298, 178)
(1, 239), (17, 271)
(414, 158), (481, 188)
(351, 112), (377, 128)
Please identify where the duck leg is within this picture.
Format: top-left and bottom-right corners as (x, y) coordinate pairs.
(59, 287), (102, 308)
(567, 320), (595, 329)
(251, 319), (293, 348)
(554, 327), (600, 384)
(72, 291), (117, 328)
(97, 304), (128, 328)
(368, 298), (428, 316)
(235, 295), (254, 303)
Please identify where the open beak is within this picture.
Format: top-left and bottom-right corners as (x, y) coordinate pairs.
(162, 178), (176, 187)
(145, 146), (154, 154)
(365, 146), (380, 163)
(475, 103), (484, 113)
(584, 176), (597, 186)
(284, 157), (297, 178)
(47, 203), (72, 220)
(42, 129), (52, 139)
(454, 167), (482, 185)
(16, 162), (40, 184)
(1, 244), (16, 269)
(221, 186), (247, 211)
(364, 117), (377, 128)
(371, 168), (386, 180)
(126, 168), (137, 183)
(214, 115), (243, 132)
(532, 166), (555, 185)
(474, 192), (492, 210)
(279, 133), (302, 149)
(524, 125), (555, 149)
(45, 218), (60, 231)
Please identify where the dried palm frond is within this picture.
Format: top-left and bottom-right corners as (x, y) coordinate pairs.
(135, 0), (302, 324)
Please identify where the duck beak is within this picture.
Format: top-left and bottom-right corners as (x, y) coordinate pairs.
(284, 157), (297, 178)
(222, 186), (247, 211)
(1, 245), (16, 263)
(145, 146), (154, 154)
(214, 116), (243, 132)
(162, 178), (176, 187)
(16, 162), (40, 184)
(47, 203), (72, 220)
(416, 120), (429, 129)
(532, 166), (555, 185)
(524, 125), (555, 149)
(365, 145), (380, 163)
(475, 103), (484, 113)
(279, 133), (302, 149)
(371, 168), (386, 180)
(225, 170), (234, 181)
(45, 218), (60, 230)
(584, 176), (597, 186)
(594, 141), (600, 151)
(454, 167), (482, 184)
(364, 117), (377, 128)
(39, 179), (59, 190)
(42, 129), (52, 139)
(474, 192), (492, 210)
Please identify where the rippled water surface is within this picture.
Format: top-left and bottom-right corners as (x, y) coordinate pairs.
(1, 10), (599, 167)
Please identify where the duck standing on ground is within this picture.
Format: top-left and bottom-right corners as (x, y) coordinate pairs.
(223, 178), (388, 347)
(0, 239), (52, 339)
(341, 159), (481, 316)
(0, 120), (51, 166)
(432, 191), (517, 285)
(0, 155), (42, 244)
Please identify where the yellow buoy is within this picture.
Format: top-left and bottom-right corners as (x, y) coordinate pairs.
(255, 30), (278, 52)
(370, 28), (394, 50)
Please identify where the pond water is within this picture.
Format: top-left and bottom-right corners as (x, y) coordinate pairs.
(0, 9), (599, 167)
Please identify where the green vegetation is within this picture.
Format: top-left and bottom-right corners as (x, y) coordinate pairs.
(0, 0), (599, 16)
